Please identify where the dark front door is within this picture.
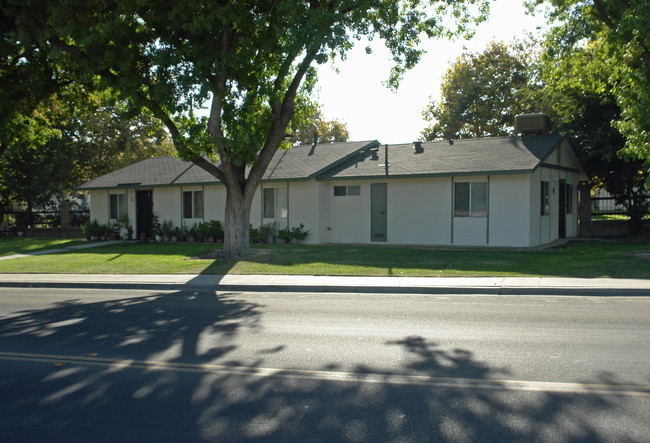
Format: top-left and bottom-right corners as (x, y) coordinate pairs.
(136, 190), (153, 239)
(558, 180), (566, 238)
(371, 183), (387, 242)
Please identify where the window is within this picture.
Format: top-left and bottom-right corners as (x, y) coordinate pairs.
(566, 183), (573, 214)
(334, 186), (347, 196)
(263, 187), (287, 218)
(454, 182), (487, 217)
(183, 190), (203, 218)
(109, 193), (126, 219)
(334, 185), (361, 197)
(541, 181), (550, 215)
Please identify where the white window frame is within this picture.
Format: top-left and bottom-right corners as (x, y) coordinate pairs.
(333, 185), (361, 197)
(109, 193), (127, 220)
(263, 187), (287, 219)
(454, 181), (487, 217)
(183, 190), (204, 219)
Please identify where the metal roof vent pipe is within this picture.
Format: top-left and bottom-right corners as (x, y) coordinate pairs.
(515, 113), (553, 135)
(413, 141), (424, 153)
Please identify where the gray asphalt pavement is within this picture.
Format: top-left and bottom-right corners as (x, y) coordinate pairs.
(1, 287), (649, 442)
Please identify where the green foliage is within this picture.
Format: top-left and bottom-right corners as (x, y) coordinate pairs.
(421, 41), (534, 140)
(206, 220), (224, 240)
(289, 223), (309, 241)
(258, 222), (278, 240)
(160, 220), (174, 237)
(277, 227), (291, 241)
(3, 0), (490, 256)
(289, 101), (350, 145)
(0, 84), (174, 219)
(526, 0), (650, 176)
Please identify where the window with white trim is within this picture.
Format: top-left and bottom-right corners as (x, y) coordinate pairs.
(109, 193), (127, 220)
(263, 187), (287, 218)
(454, 182), (487, 217)
(333, 185), (360, 196)
(183, 190), (203, 218)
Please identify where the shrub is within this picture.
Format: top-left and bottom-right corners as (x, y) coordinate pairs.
(289, 223), (309, 242)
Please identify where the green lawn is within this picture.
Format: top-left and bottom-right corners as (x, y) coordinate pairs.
(0, 238), (88, 257)
(0, 238), (648, 278)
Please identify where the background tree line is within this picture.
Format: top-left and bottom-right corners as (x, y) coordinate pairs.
(420, 0), (650, 230)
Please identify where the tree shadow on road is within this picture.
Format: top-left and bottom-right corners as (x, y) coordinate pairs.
(0, 291), (647, 442)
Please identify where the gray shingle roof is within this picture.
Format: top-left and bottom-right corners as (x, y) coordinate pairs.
(77, 135), (573, 189)
(318, 134), (567, 180)
(262, 140), (379, 181)
(77, 141), (379, 189)
(77, 156), (219, 189)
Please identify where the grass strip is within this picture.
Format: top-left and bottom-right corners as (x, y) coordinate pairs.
(0, 239), (648, 278)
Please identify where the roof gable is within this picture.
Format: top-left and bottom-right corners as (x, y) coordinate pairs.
(77, 156), (219, 189)
(262, 140), (379, 181)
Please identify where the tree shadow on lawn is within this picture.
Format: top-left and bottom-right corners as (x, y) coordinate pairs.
(1, 290), (647, 442)
(200, 240), (650, 279)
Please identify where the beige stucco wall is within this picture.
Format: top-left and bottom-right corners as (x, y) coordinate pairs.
(204, 184), (227, 224)
(88, 190), (109, 224)
(286, 181), (320, 244)
(320, 180), (371, 244)
(488, 174), (531, 247)
(389, 177), (452, 245)
(153, 187), (181, 229)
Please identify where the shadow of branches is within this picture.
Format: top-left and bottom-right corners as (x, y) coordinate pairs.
(0, 291), (647, 442)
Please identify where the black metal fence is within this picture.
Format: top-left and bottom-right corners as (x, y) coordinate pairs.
(4, 210), (90, 229)
(591, 196), (650, 216)
(591, 196), (627, 215)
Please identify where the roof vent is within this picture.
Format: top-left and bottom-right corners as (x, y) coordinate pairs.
(413, 141), (424, 153)
(515, 113), (552, 135)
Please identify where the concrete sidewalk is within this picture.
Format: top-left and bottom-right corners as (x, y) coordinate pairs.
(0, 273), (649, 296)
(0, 241), (124, 261)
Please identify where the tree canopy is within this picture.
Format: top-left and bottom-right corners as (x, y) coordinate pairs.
(419, 31), (649, 229)
(526, 0), (650, 169)
(0, 85), (174, 225)
(420, 41), (534, 140)
(2, 0), (490, 256)
(290, 102), (350, 145)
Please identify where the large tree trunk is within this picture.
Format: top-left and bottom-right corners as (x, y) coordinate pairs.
(222, 184), (255, 258)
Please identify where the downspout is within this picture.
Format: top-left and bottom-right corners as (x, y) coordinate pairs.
(486, 176), (490, 245)
(450, 177), (454, 244)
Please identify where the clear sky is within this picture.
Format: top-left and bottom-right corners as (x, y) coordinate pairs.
(314, 0), (548, 144)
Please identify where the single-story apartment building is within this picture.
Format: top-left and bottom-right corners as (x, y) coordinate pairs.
(78, 129), (586, 247)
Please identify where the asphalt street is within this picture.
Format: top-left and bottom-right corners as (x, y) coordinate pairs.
(1, 287), (649, 442)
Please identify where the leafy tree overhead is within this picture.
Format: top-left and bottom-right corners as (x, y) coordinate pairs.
(419, 34), (648, 230)
(534, 31), (649, 230)
(0, 86), (174, 226)
(290, 102), (350, 145)
(2, 0), (490, 257)
(527, 0), (650, 173)
(67, 93), (175, 183)
(420, 41), (534, 140)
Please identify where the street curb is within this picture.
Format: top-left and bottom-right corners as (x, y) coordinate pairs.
(1, 280), (648, 296)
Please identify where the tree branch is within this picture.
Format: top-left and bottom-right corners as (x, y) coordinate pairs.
(592, 0), (650, 70)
